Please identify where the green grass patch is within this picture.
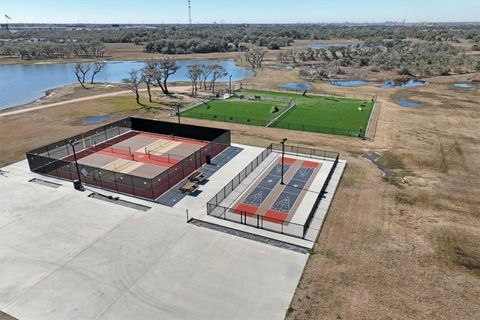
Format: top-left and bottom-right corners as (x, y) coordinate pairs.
(182, 89), (374, 137)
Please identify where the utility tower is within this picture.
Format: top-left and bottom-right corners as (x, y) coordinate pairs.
(188, 0), (192, 24)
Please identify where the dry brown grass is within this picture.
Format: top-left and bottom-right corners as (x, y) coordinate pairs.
(0, 311), (17, 320)
(0, 68), (479, 320)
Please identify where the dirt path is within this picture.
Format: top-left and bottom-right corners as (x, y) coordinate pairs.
(0, 86), (194, 118)
(0, 90), (133, 117)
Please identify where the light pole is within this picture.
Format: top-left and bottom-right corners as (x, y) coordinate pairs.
(69, 139), (82, 189)
(229, 75), (232, 96)
(280, 138), (287, 185)
(175, 104), (181, 124)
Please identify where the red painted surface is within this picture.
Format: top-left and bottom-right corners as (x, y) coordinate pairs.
(140, 132), (208, 146)
(264, 210), (288, 224)
(301, 160), (319, 168)
(283, 157), (297, 165)
(234, 203), (258, 216)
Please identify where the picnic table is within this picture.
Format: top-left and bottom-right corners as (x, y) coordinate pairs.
(179, 181), (199, 194)
(188, 171), (205, 182)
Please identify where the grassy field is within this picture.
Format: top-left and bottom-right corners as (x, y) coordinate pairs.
(182, 89), (374, 137)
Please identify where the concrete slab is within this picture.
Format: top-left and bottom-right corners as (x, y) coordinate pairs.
(0, 154), (310, 320)
(98, 227), (306, 320)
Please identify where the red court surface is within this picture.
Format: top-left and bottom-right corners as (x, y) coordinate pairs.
(69, 131), (208, 179)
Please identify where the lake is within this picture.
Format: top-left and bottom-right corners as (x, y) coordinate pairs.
(0, 59), (253, 110)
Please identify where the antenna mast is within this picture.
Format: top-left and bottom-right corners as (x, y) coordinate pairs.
(188, 0), (192, 24)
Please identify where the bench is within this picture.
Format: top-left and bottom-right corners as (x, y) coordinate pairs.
(188, 171), (205, 182)
(179, 181), (199, 194)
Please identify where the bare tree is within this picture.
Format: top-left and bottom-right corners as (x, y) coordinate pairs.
(89, 41), (106, 58)
(209, 65), (228, 94)
(90, 60), (106, 84)
(122, 69), (142, 105)
(200, 65), (214, 90)
(244, 46), (267, 69)
(141, 69), (154, 103)
(73, 62), (91, 89)
(187, 64), (203, 96)
(287, 49), (298, 64)
(156, 56), (180, 95)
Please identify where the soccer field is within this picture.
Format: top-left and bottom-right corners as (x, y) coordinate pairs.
(182, 89), (374, 137)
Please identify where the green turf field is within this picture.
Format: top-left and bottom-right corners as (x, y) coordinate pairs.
(182, 89), (374, 137)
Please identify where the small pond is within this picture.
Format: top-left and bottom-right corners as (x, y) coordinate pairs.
(383, 79), (429, 89)
(83, 114), (113, 125)
(309, 43), (354, 49)
(278, 82), (313, 91)
(394, 99), (423, 109)
(330, 80), (370, 87)
(454, 83), (473, 89)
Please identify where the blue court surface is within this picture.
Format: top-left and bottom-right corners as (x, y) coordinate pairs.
(271, 167), (314, 213)
(244, 164), (292, 206)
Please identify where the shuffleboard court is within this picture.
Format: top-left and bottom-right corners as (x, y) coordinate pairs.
(232, 156), (322, 224)
(243, 163), (292, 209)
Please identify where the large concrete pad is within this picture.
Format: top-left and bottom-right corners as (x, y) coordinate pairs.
(0, 157), (309, 320)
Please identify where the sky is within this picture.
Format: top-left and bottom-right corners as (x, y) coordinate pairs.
(2, 0), (479, 24)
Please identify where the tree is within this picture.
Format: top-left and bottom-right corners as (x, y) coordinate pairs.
(200, 65), (214, 90)
(474, 60), (480, 72)
(287, 49), (299, 64)
(73, 62), (91, 89)
(143, 57), (180, 95)
(209, 65), (228, 94)
(90, 60), (106, 84)
(187, 64), (203, 96)
(141, 68), (154, 103)
(122, 69), (142, 105)
(156, 56), (180, 95)
(89, 41), (106, 58)
(244, 46), (267, 69)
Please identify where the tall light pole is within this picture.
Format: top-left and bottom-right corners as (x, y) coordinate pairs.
(175, 104), (181, 124)
(280, 138), (287, 185)
(229, 75), (232, 96)
(69, 139), (83, 189)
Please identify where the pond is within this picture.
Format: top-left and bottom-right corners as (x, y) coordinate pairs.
(0, 59), (253, 110)
(309, 43), (355, 49)
(278, 82), (312, 91)
(383, 79), (429, 89)
(83, 114), (113, 125)
(330, 80), (370, 87)
(454, 83), (473, 89)
(394, 98), (424, 109)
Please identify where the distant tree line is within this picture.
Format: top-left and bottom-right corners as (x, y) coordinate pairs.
(0, 40), (105, 60)
(1, 24), (479, 56)
(282, 40), (477, 77)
